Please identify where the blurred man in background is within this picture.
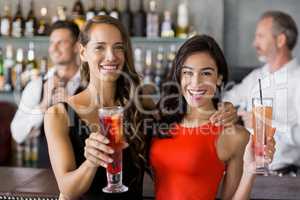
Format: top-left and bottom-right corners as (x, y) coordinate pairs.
(10, 20), (81, 167)
(224, 10), (300, 175)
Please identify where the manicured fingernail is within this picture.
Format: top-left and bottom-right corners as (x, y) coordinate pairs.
(108, 158), (113, 163)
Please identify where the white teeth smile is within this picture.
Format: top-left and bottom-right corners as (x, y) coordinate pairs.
(100, 65), (118, 70)
(188, 89), (206, 96)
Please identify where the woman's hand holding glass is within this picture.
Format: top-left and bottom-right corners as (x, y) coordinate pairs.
(243, 128), (276, 174)
(84, 132), (128, 168)
(84, 132), (114, 168)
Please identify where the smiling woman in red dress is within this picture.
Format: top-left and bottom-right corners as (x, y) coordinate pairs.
(149, 35), (275, 200)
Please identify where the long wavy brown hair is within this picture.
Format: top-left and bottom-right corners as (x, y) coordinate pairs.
(79, 15), (147, 187)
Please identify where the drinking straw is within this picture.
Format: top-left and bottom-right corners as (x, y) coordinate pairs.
(258, 79), (263, 104)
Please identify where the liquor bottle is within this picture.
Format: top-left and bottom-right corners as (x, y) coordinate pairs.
(14, 48), (25, 92)
(37, 7), (49, 36)
(176, 0), (189, 38)
(26, 42), (38, 82)
(98, 0), (108, 16)
(109, 0), (120, 19)
(24, 0), (37, 37)
(52, 6), (67, 23)
(146, 0), (159, 38)
(121, 0), (132, 36)
(161, 11), (175, 38)
(15, 143), (25, 167)
(134, 47), (143, 76)
(144, 49), (153, 84)
(72, 0), (86, 30)
(11, 0), (24, 38)
(58, 6), (68, 21)
(39, 57), (48, 79)
(3, 44), (14, 92)
(24, 139), (31, 167)
(166, 44), (176, 76)
(133, 0), (146, 36)
(154, 46), (165, 87)
(0, 48), (4, 90)
(0, 4), (12, 36)
(31, 137), (38, 168)
(86, 0), (96, 21)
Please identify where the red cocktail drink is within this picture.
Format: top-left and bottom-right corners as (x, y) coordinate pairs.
(99, 106), (128, 193)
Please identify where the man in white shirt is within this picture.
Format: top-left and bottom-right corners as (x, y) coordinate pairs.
(224, 11), (300, 173)
(10, 21), (81, 167)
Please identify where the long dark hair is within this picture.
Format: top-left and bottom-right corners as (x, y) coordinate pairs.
(157, 34), (229, 128)
(79, 15), (147, 187)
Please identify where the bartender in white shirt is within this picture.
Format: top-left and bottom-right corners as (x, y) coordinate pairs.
(10, 21), (81, 167)
(224, 10), (300, 174)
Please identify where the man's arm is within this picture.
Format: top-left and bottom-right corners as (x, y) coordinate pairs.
(10, 78), (44, 143)
(223, 69), (258, 108)
(273, 86), (300, 147)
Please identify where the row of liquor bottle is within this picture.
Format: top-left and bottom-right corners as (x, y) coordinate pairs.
(14, 137), (39, 168)
(0, 0), (191, 38)
(134, 45), (177, 87)
(0, 43), (48, 92)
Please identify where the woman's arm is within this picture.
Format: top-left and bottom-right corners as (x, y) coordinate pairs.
(44, 103), (112, 200)
(220, 126), (249, 200)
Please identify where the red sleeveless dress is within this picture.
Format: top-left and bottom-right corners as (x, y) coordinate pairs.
(149, 123), (225, 200)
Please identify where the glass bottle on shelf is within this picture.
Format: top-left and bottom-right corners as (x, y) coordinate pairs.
(134, 47), (143, 76)
(166, 44), (176, 75)
(52, 6), (67, 23)
(133, 0), (146, 37)
(24, 0), (37, 37)
(109, 0), (120, 19)
(154, 46), (165, 87)
(58, 6), (68, 21)
(3, 44), (14, 92)
(24, 139), (31, 167)
(25, 42), (38, 82)
(0, 48), (4, 90)
(144, 49), (154, 84)
(176, 0), (189, 39)
(86, 0), (96, 21)
(146, 0), (159, 38)
(37, 6), (49, 36)
(72, 0), (86, 30)
(40, 57), (48, 79)
(121, 0), (132, 36)
(12, 0), (25, 38)
(14, 48), (25, 92)
(98, 0), (108, 16)
(0, 4), (12, 37)
(161, 11), (175, 38)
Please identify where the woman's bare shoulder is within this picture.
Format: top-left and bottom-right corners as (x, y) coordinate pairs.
(45, 103), (67, 116)
(222, 125), (250, 155)
(44, 103), (69, 132)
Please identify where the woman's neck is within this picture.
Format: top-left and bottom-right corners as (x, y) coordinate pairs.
(183, 103), (216, 126)
(87, 80), (117, 108)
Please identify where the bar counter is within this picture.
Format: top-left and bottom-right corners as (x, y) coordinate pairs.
(0, 167), (299, 200)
